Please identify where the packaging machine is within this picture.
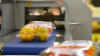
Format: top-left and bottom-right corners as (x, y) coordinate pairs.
(0, 0), (92, 55)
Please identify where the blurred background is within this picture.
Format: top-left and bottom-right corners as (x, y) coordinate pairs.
(83, 0), (100, 42)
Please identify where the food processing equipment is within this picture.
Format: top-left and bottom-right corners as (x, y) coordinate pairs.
(0, 0), (92, 55)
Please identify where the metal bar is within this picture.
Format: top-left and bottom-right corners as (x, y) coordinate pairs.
(58, 7), (62, 15)
(64, 0), (70, 41)
(25, 15), (64, 21)
(69, 22), (81, 26)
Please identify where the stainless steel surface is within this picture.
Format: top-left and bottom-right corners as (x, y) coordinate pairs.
(55, 22), (81, 26)
(0, 0), (1, 3)
(69, 22), (81, 26)
(92, 17), (100, 22)
(1, 1), (15, 38)
(0, 31), (19, 44)
(16, 0), (56, 1)
(66, 0), (92, 40)
(64, 0), (70, 41)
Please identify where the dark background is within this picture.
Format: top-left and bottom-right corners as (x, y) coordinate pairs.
(92, 0), (100, 7)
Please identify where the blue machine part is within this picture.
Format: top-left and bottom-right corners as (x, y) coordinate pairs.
(3, 30), (58, 55)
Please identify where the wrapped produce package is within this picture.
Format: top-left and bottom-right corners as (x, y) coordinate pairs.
(19, 22), (39, 41)
(18, 21), (54, 42)
(35, 22), (54, 41)
(40, 40), (98, 56)
(20, 26), (35, 41)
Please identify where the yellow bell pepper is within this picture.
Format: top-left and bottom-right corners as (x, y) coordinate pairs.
(20, 26), (35, 41)
(35, 27), (48, 41)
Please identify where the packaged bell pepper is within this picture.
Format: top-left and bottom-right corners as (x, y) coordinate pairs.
(17, 21), (55, 42)
(40, 40), (99, 56)
(19, 22), (39, 41)
(34, 21), (54, 41)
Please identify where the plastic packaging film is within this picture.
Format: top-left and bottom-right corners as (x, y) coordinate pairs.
(40, 40), (99, 56)
(16, 21), (55, 42)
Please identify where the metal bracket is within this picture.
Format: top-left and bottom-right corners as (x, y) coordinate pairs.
(69, 22), (81, 26)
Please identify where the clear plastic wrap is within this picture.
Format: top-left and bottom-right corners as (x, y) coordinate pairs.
(35, 22), (54, 41)
(40, 40), (99, 56)
(19, 22), (39, 41)
(17, 21), (55, 41)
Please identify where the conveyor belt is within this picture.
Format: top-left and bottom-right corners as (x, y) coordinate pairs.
(3, 30), (58, 55)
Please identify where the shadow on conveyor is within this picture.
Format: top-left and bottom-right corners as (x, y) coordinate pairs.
(55, 30), (65, 43)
